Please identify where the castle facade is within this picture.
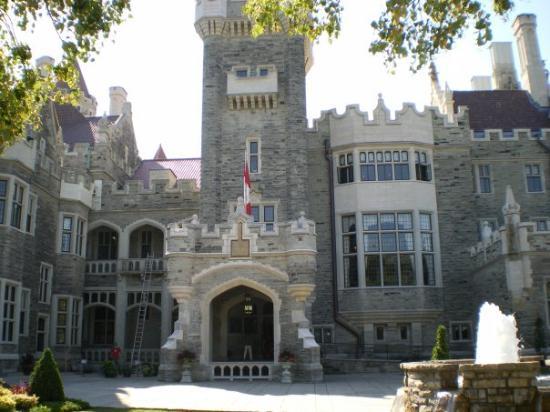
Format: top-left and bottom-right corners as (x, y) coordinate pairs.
(1, 2), (549, 381)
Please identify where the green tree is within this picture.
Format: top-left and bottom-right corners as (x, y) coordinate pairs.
(0, 0), (131, 153)
(29, 348), (65, 402)
(243, 0), (514, 71)
(431, 324), (450, 360)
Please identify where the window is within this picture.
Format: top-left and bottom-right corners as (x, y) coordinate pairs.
(525, 164), (543, 193)
(313, 326), (334, 344)
(415, 151), (432, 182)
(39, 263), (52, 304)
(375, 325), (385, 341)
(250, 204), (276, 232)
(141, 230), (152, 258)
(363, 212), (416, 287)
(259, 68), (269, 76)
(54, 296), (81, 346)
(19, 289), (30, 336)
(26, 194), (36, 233)
(36, 315), (48, 352)
(97, 230), (117, 260)
(420, 213), (436, 286)
(478, 165), (492, 193)
(236, 69), (248, 78)
(502, 129), (514, 139)
(61, 216), (73, 252)
(473, 130), (486, 139)
(248, 140), (260, 173)
(531, 129), (542, 140)
(342, 215), (358, 288)
(337, 153), (354, 184)
(450, 322), (472, 342)
(399, 324), (410, 341)
(93, 306), (115, 345)
(535, 219), (549, 232)
(1, 283), (17, 342)
(76, 219), (85, 256)
(359, 151), (410, 182)
(10, 182), (24, 228)
(0, 179), (7, 224)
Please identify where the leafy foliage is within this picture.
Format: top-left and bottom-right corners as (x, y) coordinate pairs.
(0, 0), (131, 153)
(0, 395), (16, 412)
(11, 393), (39, 410)
(29, 348), (65, 402)
(431, 324), (450, 360)
(29, 406), (51, 412)
(101, 360), (118, 377)
(243, 0), (514, 71)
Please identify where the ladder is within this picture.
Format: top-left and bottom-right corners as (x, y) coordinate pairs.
(130, 255), (154, 375)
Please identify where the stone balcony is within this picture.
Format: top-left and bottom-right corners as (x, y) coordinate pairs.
(85, 258), (166, 275)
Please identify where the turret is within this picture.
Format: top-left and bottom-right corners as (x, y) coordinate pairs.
(513, 14), (549, 106)
(489, 42), (519, 90)
(109, 86), (127, 116)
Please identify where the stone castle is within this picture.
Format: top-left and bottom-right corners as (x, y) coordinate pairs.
(1, 1), (549, 382)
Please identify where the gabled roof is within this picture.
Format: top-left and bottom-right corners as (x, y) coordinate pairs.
(55, 104), (118, 147)
(131, 158), (201, 189)
(453, 90), (550, 130)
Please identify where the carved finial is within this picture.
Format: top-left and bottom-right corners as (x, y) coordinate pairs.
(481, 221), (493, 243)
(190, 214), (199, 225)
(503, 185), (521, 216)
(298, 211), (306, 229)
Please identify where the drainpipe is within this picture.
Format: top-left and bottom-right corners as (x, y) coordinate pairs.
(324, 139), (362, 356)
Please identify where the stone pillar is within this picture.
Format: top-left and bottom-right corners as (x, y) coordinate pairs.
(115, 275), (127, 351)
(160, 278), (172, 344)
(288, 284), (323, 382)
(158, 286), (193, 381)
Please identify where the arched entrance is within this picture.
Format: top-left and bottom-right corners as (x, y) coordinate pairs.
(211, 286), (274, 362)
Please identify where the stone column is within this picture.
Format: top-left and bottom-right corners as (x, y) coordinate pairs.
(114, 275), (127, 352)
(160, 278), (172, 344)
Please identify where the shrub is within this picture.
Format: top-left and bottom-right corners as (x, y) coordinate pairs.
(41, 400), (87, 412)
(58, 401), (81, 412)
(29, 348), (65, 402)
(0, 389), (10, 397)
(29, 406), (51, 412)
(102, 360), (118, 378)
(0, 395), (16, 412)
(65, 399), (90, 410)
(431, 324), (450, 360)
(10, 382), (30, 394)
(11, 393), (39, 410)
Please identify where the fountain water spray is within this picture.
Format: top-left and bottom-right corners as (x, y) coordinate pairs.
(475, 302), (520, 364)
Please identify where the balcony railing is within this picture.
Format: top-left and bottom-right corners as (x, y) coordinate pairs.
(211, 362), (273, 381)
(83, 347), (160, 365)
(85, 258), (165, 274)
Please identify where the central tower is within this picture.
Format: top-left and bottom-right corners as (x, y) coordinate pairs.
(196, 0), (313, 224)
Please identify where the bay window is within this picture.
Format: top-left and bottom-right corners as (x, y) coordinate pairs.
(360, 150), (410, 182)
(53, 295), (82, 346)
(59, 213), (86, 255)
(10, 182), (24, 228)
(337, 153), (354, 184)
(420, 213), (436, 286)
(415, 151), (432, 182)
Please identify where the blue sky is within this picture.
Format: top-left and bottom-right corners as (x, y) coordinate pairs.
(22, 0), (550, 159)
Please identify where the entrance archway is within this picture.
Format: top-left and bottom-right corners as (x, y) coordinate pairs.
(211, 286), (274, 362)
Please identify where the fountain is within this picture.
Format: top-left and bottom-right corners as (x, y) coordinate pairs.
(475, 302), (520, 364)
(394, 302), (541, 411)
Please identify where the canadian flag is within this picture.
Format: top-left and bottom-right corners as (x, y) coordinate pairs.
(243, 160), (252, 215)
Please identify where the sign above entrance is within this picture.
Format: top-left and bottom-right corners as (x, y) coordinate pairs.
(231, 222), (250, 258)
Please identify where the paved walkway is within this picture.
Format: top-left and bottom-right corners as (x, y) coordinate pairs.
(5, 372), (402, 411)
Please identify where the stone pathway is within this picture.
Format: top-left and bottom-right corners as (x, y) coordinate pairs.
(4, 372), (402, 411)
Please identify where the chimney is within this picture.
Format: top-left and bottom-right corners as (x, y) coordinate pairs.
(36, 56), (55, 76)
(471, 76), (492, 91)
(513, 14), (549, 107)
(489, 42), (519, 90)
(109, 86), (127, 116)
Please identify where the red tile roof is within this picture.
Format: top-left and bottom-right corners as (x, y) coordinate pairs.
(55, 104), (118, 147)
(131, 158), (201, 189)
(453, 90), (550, 130)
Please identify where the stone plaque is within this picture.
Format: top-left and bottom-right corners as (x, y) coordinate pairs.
(231, 223), (250, 257)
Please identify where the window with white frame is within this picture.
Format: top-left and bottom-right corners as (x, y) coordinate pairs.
(420, 213), (436, 286)
(251, 204), (276, 232)
(450, 322), (472, 342)
(0, 179), (7, 224)
(363, 212), (416, 287)
(19, 288), (30, 336)
(10, 182), (24, 229)
(313, 326), (334, 344)
(53, 295), (81, 346)
(415, 151), (432, 182)
(61, 216), (73, 253)
(525, 164), (544, 193)
(25, 194), (36, 233)
(248, 140), (260, 173)
(502, 129), (515, 139)
(1, 282), (18, 343)
(36, 314), (48, 352)
(39, 263), (52, 304)
(76, 219), (85, 256)
(359, 150), (410, 181)
(59, 214), (86, 255)
(531, 129), (543, 140)
(337, 153), (354, 184)
(534, 218), (550, 232)
(342, 215), (358, 288)
(472, 130), (486, 139)
(477, 165), (492, 193)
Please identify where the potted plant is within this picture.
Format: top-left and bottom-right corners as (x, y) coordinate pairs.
(102, 360), (118, 378)
(177, 350), (196, 383)
(278, 350), (296, 383)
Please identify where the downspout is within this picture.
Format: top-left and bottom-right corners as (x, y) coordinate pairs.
(324, 139), (362, 355)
